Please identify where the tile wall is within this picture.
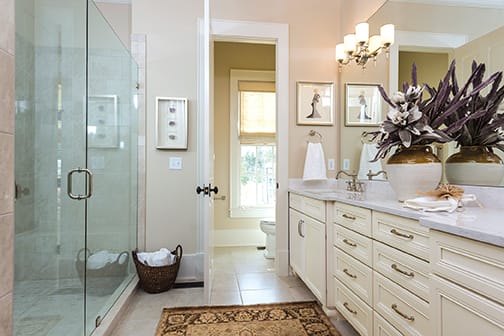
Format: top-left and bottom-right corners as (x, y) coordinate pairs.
(0, 0), (15, 334)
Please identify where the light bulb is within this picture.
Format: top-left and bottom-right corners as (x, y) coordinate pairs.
(368, 35), (381, 54)
(344, 34), (356, 53)
(355, 22), (369, 44)
(335, 43), (345, 61)
(380, 24), (395, 46)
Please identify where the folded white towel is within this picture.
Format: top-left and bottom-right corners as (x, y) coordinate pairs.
(357, 143), (383, 180)
(137, 248), (176, 267)
(403, 194), (476, 213)
(303, 142), (327, 181)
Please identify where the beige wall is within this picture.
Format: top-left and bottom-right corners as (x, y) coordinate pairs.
(214, 42), (275, 232)
(132, 0), (203, 253)
(95, 2), (132, 49)
(368, 1), (504, 41)
(0, 0), (15, 333)
(132, 0), (388, 268)
(339, 55), (389, 173)
(211, 0), (382, 178)
(398, 51), (449, 91)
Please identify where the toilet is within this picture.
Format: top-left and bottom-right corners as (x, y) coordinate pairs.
(259, 219), (276, 259)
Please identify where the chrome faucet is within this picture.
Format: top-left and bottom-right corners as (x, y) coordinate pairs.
(336, 170), (359, 192)
(367, 170), (388, 180)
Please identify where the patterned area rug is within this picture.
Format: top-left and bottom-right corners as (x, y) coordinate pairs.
(155, 301), (340, 336)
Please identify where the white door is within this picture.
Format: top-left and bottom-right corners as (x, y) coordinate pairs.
(198, 0), (215, 304)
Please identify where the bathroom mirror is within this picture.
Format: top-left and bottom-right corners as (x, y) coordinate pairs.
(340, 0), (504, 186)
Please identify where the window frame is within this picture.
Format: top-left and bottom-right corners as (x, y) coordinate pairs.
(229, 69), (276, 218)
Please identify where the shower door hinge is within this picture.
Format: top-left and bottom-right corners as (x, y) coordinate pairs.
(136, 82), (140, 90)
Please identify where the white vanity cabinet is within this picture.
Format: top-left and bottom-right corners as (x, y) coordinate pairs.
(431, 230), (504, 335)
(330, 202), (373, 336)
(288, 193), (327, 305)
(329, 204), (432, 336)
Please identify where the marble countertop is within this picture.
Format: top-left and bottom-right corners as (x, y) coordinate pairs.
(289, 187), (504, 247)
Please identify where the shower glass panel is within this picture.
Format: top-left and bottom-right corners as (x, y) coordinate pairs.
(85, 2), (138, 334)
(14, 0), (138, 335)
(14, 0), (87, 335)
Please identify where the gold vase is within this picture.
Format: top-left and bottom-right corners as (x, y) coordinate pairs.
(386, 145), (442, 201)
(445, 146), (504, 186)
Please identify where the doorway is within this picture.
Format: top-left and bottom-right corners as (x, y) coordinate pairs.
(198, 19), (289, 303)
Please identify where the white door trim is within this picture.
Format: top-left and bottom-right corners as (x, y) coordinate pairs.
(206, 18), (290, 277)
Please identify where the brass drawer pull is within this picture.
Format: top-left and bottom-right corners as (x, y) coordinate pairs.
(391, 304), (415, 322)
(390, 228), (414, 240)
(343, 302), (357, 315)
(343, 268), (357, 279)
(343, 239), (357, 247)
(342, 213), (356, 220)
(391, 263), (414, 278)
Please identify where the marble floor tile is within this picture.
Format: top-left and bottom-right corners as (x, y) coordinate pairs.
(106, 246), (359, 336)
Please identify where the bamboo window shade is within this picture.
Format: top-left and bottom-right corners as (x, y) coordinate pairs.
(238, 80), (276, 142)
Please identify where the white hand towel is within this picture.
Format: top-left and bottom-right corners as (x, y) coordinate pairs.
(357, 143), (383, 180)
(303, 142), (327, 181)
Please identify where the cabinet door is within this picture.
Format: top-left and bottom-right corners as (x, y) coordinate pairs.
(432, 275), (504, 336)
(305, 216), (326, 303)
(289, 208), (305, 277)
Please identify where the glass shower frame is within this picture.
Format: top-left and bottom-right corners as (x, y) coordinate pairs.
(13, 0), (138, 335)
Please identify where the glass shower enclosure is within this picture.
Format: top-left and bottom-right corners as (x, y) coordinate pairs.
(14, 0), (138, 335)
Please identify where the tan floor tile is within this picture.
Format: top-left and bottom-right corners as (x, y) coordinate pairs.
(240, 287), (293, 305)
(210, 290), (242, 306)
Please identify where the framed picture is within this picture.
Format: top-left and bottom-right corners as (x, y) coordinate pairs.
(156, 97), (188, 149)
(296, 81), (334, 125)
(88, 95), (119, 148)
(345, 83), (383, 126)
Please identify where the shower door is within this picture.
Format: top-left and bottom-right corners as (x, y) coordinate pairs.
(85, 2), (138, 334)
(14, 0), (138, 335)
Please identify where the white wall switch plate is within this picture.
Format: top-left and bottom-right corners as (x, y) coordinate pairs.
(328, 159), (335, 171)
(169, 157), (183, 170)
(343, 159), (350, 171)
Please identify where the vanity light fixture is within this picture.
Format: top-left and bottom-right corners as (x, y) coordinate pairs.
(335, 23), (395, 70)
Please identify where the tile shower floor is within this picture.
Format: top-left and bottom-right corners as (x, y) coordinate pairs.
(111, 246), (359, 336)
(14, 275), (133, 336)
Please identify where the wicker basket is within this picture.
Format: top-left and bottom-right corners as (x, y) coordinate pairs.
(132, 245), (182, 294)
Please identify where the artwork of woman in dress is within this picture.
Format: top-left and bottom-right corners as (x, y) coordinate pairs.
(358, 90), (372, 120)
(306, 88), (321, 118)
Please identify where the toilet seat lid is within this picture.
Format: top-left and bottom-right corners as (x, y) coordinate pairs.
(260, 219), (276, 225)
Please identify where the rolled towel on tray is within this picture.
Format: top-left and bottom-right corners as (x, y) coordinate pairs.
(404, 194), (476, 213)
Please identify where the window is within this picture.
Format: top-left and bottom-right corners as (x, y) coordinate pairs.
(230, 70), (276, 218)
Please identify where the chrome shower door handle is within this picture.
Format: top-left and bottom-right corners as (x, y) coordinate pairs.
(67, 168), (93, 200)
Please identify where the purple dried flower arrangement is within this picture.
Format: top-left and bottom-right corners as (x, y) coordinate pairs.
(364, 62), (456, 160)
(364, 60), (504, 160)
(441, 61), (504, 152)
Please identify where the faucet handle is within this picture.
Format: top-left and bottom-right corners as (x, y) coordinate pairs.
(345, 180), (353, 191)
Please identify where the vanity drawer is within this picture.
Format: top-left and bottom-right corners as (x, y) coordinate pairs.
(333, 247), (373, 306)
(289, 193), (326, 222)
(374, 272), (431, 336)
(333, 277), (373, 336)
(372, 211), (430, 261)
(334, 202), (372, 237)
(373, 241), (430, 302)
(431, 230), (504, 305)
(374, 312), (403, 336)
(333, 224), (372, 267)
